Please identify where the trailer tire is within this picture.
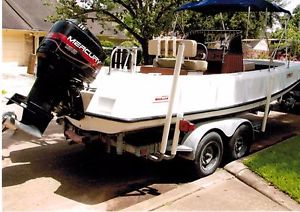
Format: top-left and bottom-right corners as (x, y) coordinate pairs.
(2, 112), (17, 132)
(194, 132), (223, 177)
(279, 95), (296, 112)
(228, 124), (252, 160)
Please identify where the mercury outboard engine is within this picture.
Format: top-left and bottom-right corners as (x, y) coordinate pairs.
(5, 19), (106, 137)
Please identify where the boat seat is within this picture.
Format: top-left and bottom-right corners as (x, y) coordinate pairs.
(156, 58), (207, 72)
(148, 37), (208, 72)
(156, 58), (208, 72)
(183, 60), (208, 71)
(156, 58), (176, 68)
(149, 38), (198, 57)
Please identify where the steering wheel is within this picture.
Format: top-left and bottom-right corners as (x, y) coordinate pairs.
(196, 43), (208, 60)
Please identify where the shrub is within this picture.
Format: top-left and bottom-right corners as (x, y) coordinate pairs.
(120, 40), (140, 47)
(100, 40), (114, 48)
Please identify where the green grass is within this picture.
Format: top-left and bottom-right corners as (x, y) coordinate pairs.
(243, 135), (300, 203)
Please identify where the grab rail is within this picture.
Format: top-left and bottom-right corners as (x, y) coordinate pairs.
(108, 46), (138, 74)
(148, 42), (185, 162)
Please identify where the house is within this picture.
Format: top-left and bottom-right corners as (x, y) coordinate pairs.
(242, 39), (270, 59)
(2, 0), (56, 66)
(2, 0), (127, 67)
(244, 39), (269, 51)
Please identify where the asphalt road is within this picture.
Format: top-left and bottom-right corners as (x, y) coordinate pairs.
(2, 101), (300, 211)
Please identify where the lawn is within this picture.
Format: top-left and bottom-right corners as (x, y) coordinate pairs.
(243, 135), (300, 203)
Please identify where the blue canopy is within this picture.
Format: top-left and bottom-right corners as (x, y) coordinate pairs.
(177, 0), (291, 15)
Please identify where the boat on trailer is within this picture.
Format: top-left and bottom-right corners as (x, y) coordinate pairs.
(3, 0), (300, 176)
(71, 29), (299, 134)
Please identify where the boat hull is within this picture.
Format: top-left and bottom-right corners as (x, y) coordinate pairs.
(66, 60), (300, 134)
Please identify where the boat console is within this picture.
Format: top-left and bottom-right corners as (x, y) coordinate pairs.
(186, 30), (244, 74)
(141, 37), (208, 75)
(141, 30), (246, 75)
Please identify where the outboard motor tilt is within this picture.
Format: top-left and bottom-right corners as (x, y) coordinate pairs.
(5, 19), (106, 137)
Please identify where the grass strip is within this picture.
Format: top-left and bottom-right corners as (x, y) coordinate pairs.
(243, 135), (300, 203)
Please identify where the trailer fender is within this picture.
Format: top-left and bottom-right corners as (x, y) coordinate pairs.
(179, 117), (253, 160)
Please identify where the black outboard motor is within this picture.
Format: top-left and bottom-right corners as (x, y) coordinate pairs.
(6, 19), (106, 136)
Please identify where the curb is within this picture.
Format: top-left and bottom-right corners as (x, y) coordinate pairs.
(224, 160), (300, 211)
(121, 169), (234, 211)
(122, 161), (300, 211)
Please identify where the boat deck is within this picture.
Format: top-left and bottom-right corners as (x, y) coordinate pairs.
(140, 60), (267, 75)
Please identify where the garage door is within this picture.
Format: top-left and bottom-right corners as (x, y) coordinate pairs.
(2, 31), (32, 66)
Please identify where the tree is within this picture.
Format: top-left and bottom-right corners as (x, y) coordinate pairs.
(271, 3), (300, 58)
(291, 4), (300, 31)
(44, 0), (186, 64)
(44, 0), (288, 63)
(181, 11), (267, 39)
(181, 0), (288, 39)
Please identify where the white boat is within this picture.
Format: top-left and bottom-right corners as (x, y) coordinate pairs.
(65, 0), (300, 135)
(65, 36), (300, 134)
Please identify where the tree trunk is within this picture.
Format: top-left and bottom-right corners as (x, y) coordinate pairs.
(140, 39), (154, 65)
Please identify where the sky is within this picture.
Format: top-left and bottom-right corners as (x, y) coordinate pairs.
(284, 0), (300, 13)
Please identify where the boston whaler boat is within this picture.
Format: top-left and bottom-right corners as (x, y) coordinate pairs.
(3, 0), (300, 177)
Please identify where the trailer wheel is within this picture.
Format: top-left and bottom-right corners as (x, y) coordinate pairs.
(2, 112), (17, 132)
(194, 132), (223, 177)
(279, 95), (296, 112)
(228, 124), (252, 160)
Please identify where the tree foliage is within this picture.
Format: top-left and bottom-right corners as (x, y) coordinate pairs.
(44, 0), (185, 64)
(291, 4), (300, 30)
(44, 0), (290, 64)
(272, 4), (300, 58)
(181, 0), (288, 39)
(181, 11), (267, 39)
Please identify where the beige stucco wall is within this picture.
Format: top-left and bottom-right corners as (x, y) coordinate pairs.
(2, 29), (46, 66)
